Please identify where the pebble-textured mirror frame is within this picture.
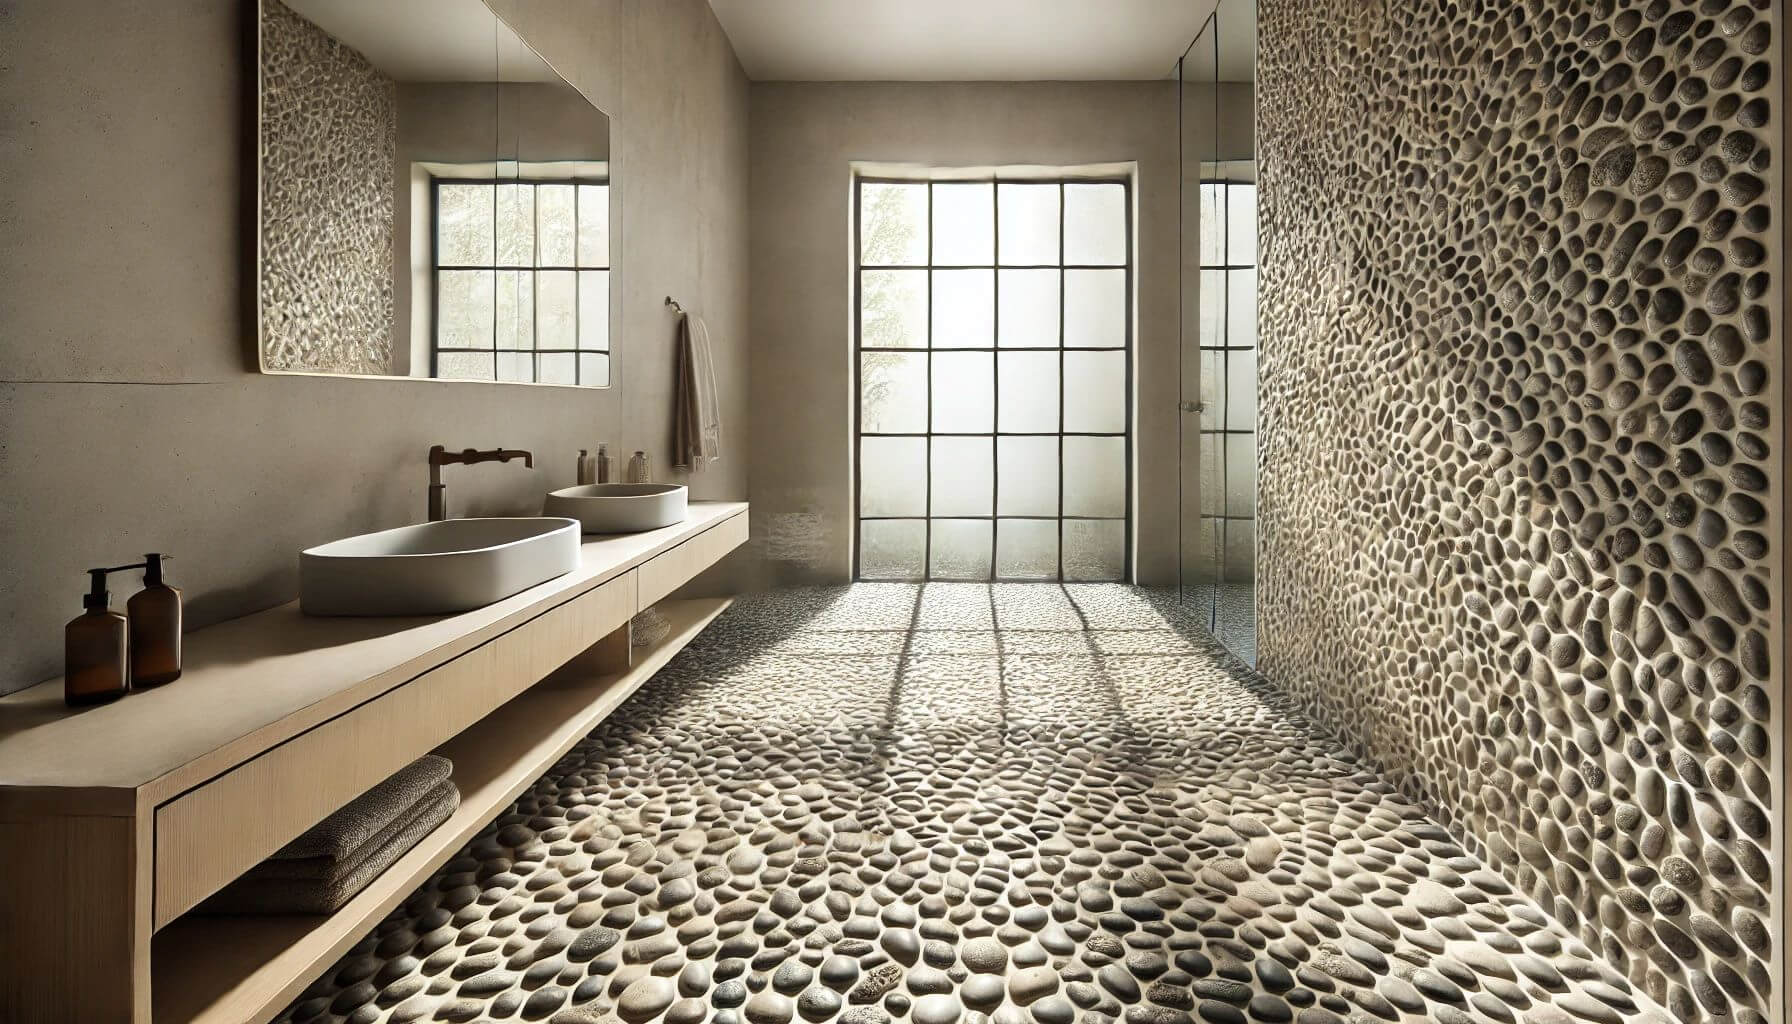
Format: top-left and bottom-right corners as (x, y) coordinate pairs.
(1256, 1), (1780, 1020)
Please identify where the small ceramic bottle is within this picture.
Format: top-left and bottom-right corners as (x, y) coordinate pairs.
(596, 444), (614, 484)
(576, 449), (597, 486)
(626, 451), (651, 483)
(66, 567), (130, 706)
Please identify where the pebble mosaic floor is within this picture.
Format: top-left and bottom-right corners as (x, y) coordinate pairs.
(279, 584), (1670, 1024)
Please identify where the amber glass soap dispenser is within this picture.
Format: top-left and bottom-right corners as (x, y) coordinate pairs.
(66, 567), (131, 706)
(128, 553), (183, 687)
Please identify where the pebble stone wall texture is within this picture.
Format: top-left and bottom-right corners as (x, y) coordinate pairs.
(280, 585), (1675, 1024)
(1255, 2), (1779, 1021)
(259, 0), (397, 375)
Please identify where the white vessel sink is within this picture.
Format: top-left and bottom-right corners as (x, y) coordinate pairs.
(544, 483), (689, 534)
(301, 518), (581, 616)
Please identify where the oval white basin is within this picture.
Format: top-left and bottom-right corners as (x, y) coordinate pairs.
(301, 518), (581, 616)
(544, 483), (688, 534)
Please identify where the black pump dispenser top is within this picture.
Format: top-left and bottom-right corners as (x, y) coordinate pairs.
(143, 553), (169, 586)
(83, 562), (147, 610)
(83, 568), (111, 611)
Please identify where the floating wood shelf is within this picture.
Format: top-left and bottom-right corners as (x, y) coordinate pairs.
(0, 504), (747, 1023)
(153, 597), (731, 1024)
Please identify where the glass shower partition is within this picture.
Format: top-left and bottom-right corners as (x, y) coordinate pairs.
(1178, 0), (1257, 662)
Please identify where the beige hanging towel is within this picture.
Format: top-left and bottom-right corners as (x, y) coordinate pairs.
(673, 309), (723, 472)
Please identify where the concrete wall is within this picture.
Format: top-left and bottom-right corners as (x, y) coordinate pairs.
(0, 0), (750, 694)
(745, 82), (1178, 587)
(1256, 1), (1782, 1017)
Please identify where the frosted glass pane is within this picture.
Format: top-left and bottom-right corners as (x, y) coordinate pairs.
(496, 351), (533, 382)
(495, 184), (534, 266)
(437, 351), (493, 380)
(861, 519), (925, 579)
(1226, 433), (1257, 518)
(997, 436), (1057, 516)
(932, 351), (993, 432)
(1199, 433), (1223, 516)
(1063, 519), (1124, 581)
(861, 351), (928, 433)
(930, 519), (992, 581)
(538, 185), (576, 266)
(1199, 270), (1225, 348)
(1184, 516), (1220, 584)
(997, 351), (1059, 432)
(1226, 183), (1257, 265)
(860, 437), (927, 517)
(495, 271), (533, 350)
(1226, 269), (1257, 349)
(931, 270), (994, 348)
(577, 184), (609, 268)
(998, 184), (1059, 265)
(1226, 349), (1257, 431)
(1064, 183), (1126, 265)
(1062, 435), (1125, 518)
(1064, 270), (1126, 348)
(438, 271), (493, 349)
(998, 269), (1059, 348)
(580, 352), (610, 387)
(862, 270), (928, 349)
(930, 436), (993, 516)
(537, 271), (577, 349)
(1199, 183), (1225, 266)
(538, 352), (575, 385)
(437, 184), (493, 265)
(579, 271), (609, 351)
(861, 183), (928, 265)
(1062, 350), (1125, 433)
(996, 520), (1058, 580)
(1223, 517), (1256, 581)
(933, 183), (994, 266)
(1199, 350), (1221, 429)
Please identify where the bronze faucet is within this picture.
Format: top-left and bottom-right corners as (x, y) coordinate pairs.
(427, 445), (533, 522)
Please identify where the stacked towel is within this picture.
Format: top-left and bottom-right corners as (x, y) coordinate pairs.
(201, 755), (459, 915)
(672, 310), (723, 472)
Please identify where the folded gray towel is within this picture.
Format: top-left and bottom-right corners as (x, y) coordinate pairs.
(271, 754), (451, 862)
(201, 779), (460, 914)
(245, 775), (457, 881)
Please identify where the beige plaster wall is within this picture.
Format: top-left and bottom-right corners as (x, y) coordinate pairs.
(0, 0), (750, 694)
(745, 82), (1179, 587)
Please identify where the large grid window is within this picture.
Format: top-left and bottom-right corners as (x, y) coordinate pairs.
(855, 178), (1131, 582)
(1195, 173), (1256, 577)
(433, 179), (610, 386)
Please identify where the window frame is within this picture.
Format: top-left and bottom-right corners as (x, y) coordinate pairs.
(852, 174), (1134, 583)
(429, 176), (611, 385)
(1195, 175), (1257, 563)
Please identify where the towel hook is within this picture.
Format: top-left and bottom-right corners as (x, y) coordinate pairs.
(664, 295), (685, 316)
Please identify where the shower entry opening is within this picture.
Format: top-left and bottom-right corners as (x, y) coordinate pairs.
(853, 174), (1133, 582)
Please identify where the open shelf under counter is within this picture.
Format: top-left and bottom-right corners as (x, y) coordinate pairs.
(152, 597), (732, 1024)
(0, 503), (747, 1023)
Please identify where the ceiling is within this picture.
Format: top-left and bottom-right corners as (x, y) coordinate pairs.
(706, 0), (1228, 82)
(283, 0), (557, 82)
(1180, 1), (1257, 84)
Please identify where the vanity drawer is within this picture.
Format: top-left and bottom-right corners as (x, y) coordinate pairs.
(151, 569), (637, 928)
(637, 513), (747, 609)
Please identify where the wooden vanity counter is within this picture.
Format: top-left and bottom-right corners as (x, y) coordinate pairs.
(0, 502), (748, 1024)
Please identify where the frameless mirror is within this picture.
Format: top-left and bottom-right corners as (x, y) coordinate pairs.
(257, 0), (617, 386)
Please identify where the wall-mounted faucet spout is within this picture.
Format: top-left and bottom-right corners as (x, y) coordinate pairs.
(427, 445), (534, 522)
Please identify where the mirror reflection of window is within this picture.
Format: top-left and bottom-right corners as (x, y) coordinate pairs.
(432, 178), (610, 385)
(256, 0), (616, 387)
